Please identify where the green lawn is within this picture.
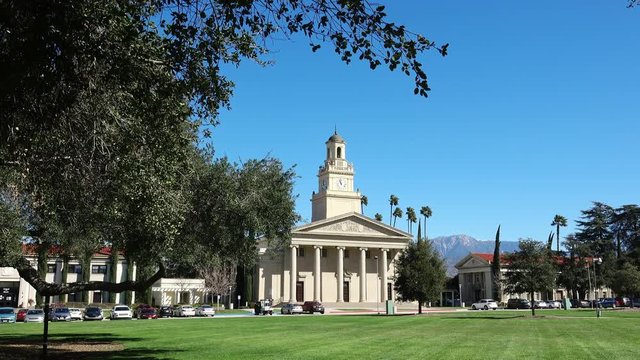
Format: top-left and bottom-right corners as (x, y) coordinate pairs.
(1, 310), (639, 359)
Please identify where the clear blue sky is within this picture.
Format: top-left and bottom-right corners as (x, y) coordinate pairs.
(205, 1), (639, 244)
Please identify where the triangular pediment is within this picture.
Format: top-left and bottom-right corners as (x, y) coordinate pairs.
(455, 253), (491, 269)
(294, 212), (412, 239)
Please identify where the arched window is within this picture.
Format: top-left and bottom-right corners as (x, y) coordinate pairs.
(337, 147), (342, 159)
(327, 148), (330, 159)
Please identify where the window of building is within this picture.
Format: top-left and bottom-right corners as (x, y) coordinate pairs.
(297, 247), (305, 257)
(344, 249), (350, 258)
(47, 264), (56, 273)
(337, 147), (342, 159)
(365, 250), (371, 259)
(321, 249), (328, 258)
(92, 265), (107, 274)
(92, 291), (102, 303)
(68, 264), (82, 274)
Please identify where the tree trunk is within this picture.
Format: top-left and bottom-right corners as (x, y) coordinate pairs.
(61, 256), (69, 303)
(36, 249), (48, 307)
(530, 292), (536, 316)
(109, 251), (119, 303)
(418, 302), (422, 314)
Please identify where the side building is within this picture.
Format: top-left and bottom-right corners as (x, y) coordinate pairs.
(0, 245), (136, 307)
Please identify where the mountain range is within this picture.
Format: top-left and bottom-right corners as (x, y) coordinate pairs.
(429, 234), (520, 276)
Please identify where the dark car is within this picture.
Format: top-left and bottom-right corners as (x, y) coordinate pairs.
(302, 301), (325, 314)
(83, 307), (104, 321)
(16, 308), (28, 322)
(600, 298), (616, 308)
(158, 306), (173, 318)
(506, 299), (531, 309)
(49, 307), (71, 321)
(137, 307), (158, 319)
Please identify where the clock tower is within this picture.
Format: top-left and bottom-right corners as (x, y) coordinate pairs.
(311, 131), (362, 221)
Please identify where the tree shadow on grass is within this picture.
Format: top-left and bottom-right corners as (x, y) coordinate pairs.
(441, 315), (527, 320)
(0, 332), (182, 360)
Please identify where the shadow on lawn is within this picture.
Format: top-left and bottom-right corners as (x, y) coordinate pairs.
(442, 315), (527, 320)
(0, 332), (182, 360)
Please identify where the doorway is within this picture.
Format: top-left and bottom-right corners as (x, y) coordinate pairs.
(296, 281), (304, 302)
(343, 282), (350, 302)
(387, 283), (392, 301)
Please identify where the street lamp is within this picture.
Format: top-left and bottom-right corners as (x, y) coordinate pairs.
(374, 255), (379, 315)
(593, 257), (602, 301)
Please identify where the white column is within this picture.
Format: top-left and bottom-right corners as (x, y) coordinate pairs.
(314, 246), (322, 301)
(359, 247), (367, 302)
(337, 247), (345, 302)
(381, 249), (389, 302)
(289, 245), (298, 303)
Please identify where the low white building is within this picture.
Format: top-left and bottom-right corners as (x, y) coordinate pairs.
(150, 278), (207, 306)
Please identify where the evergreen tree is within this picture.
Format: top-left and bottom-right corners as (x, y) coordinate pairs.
(394, 222), (447, 314)
(491, 225), (501, 302)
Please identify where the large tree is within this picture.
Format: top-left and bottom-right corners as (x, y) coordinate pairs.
(1, 0), (445, 297)
(420, 206), (432, 239)
(406, 207), (417, 234)
(389, 195), (399, 226)
(394, 222), (446, 314)
(503, 239), (556, 316)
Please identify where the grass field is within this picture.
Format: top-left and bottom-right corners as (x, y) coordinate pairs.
(1, 310), (639, 359)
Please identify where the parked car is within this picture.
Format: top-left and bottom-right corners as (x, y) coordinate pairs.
(615, 297), (630, 307)
(506, 299), (531, 309)
(195, 305), (215, 317)
(137, 307), (158, 319)
(600, 298), (617, 308)
(533, 300), (548, 309)
(158, 306), (173, 318)
(570, 299), (591, 308)
(546, 300), (561, 309)
(302, 301), (325, 314)
(16, 308), (28, 322)
(254, 299), (274, 315)
(69, 308), (83, 321)
(173, 305), (196, 317)
(281, 303), (303, 315)
(50, 307), (72, 322)
(83, 307), (104, 321)
(24, 309), (45, 323)
(471, 299), (498, 310)
(110, 305), (133, 320)
(0, 307), (16, 323)
(632, 298), (640, 308)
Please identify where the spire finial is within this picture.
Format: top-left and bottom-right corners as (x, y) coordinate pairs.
(334, 124), (337, 135)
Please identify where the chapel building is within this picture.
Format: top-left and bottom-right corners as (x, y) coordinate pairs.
(255, 132), (412, 304)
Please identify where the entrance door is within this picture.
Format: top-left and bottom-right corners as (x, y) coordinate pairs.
(296, 281), (304, 302)
(343, 282), (350, 302)
(387, 283), (392, 301)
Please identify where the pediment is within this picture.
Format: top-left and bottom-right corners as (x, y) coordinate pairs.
(455, 253), (491, 269)
(294, 212), (411, 239)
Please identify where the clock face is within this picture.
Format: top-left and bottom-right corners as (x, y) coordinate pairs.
(337, 178), (346, 190)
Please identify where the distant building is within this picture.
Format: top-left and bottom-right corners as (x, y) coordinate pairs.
(456, 253), (611, 304)
(255, 132), (412, 304)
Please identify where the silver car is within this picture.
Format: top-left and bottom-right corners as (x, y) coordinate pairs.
(281, 303), (303, 315)
(69, 308), (83, 321)
(24, 309), (45, 323)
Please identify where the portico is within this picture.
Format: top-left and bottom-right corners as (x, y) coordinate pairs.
(256, 131), (412, 304)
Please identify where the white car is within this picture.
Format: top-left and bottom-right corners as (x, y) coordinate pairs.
(471, 299), (498, 310)
(110, 305), (133, 320)
(546, 300), (561, 309)
(281, 303), (303, 315)
(69, 308), (83, 321)
(173, 305), (196, 317)
(24, 309), (45, 323)
(195, 305), (215, 317)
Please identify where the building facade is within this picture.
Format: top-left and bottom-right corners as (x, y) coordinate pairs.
(0, 247), (135, 307)
(256, 132), (412, 304)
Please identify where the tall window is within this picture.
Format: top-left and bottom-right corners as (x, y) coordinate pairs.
(337, 147), (342, 158)
(344, 249), (350, 258)
(321, 249), (328, 258)
(68, 264), (82, 274)
(92, 265), (107, 274)
(297, 247), (305, 257)
(47, 264), (56, 273)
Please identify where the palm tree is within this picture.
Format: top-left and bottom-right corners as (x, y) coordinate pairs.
(360, 195), (368, 214)
(551, 215), (568, 253)
(392, 207), (403, 227)
(420, 206), (432, 239)
(374, 213), (383, 222)
(389, 195), (399, 226)
(406, 207), (417, 234)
